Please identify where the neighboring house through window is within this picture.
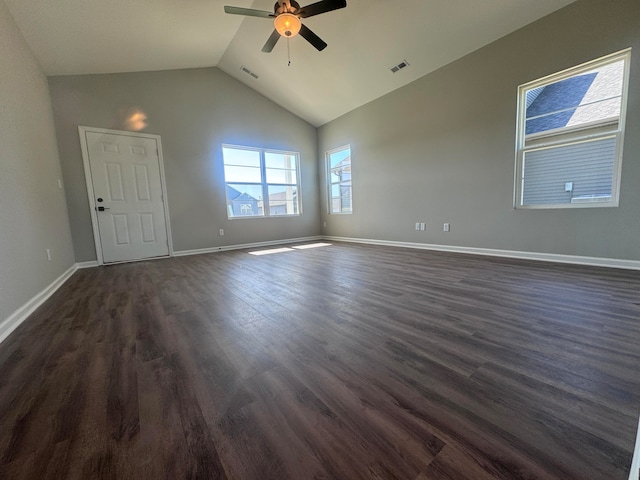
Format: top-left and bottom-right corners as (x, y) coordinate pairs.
(222, 145), (300, 218)
(327, 145), (352, 214)
(515, 49), (630, 208)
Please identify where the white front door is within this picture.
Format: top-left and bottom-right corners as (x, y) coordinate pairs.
(85, 130), (170, 263)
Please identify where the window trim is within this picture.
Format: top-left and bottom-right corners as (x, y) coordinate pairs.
(326, 144), (353, 215)
(222, 144), (302, 219)
(514, 48), (631, 210)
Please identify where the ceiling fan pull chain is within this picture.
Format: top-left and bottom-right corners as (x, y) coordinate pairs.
(287, 37), (292, 66)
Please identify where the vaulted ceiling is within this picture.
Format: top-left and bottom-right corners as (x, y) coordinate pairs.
(5, 0), (577, 126)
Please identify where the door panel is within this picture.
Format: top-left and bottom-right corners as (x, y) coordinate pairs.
(113, 214), (131, 245)
(134, 165), (151, 200)
(86, 131), (169, 263)
(139, 213), (156, 242)
(106, 163), (125, 200)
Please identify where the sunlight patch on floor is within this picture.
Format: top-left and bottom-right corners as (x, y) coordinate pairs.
(291, 243), (332, 250)
(248, 243), (332, 256)
(248, 247), (295, 256)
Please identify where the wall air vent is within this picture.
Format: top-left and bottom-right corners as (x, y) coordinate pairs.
(390, 60), (410, 73)
(240, 65), (259, 79)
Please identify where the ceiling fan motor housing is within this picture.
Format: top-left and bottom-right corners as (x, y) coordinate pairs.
(274, 0), (301, 15)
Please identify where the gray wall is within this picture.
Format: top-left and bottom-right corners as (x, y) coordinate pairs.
(318, 0), (640, 261)
(48, 68), (320, 262)
(0, 0), (75, 325)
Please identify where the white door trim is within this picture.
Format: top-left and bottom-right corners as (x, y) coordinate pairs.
(79, 126), (174, 265)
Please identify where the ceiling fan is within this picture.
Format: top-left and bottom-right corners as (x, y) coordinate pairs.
(224, 0), (347, 53)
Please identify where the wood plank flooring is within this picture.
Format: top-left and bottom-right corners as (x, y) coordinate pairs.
(0, 242), (639, 479)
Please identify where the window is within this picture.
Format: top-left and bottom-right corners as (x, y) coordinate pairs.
(222, 145), (300, 218)
(327, 145), (352, 214)
(515, 49), (630, 208)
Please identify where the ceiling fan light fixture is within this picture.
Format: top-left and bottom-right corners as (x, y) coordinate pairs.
(274, 13), (301, 37)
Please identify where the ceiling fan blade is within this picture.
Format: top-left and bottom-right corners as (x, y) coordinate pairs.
(224, 6), (274, 18)
(299, 24), (327, 51)
(262, 29), (281, 53)
(296, 0), (346, 18)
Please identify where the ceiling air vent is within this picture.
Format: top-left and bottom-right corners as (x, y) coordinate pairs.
(240, 65), (259, 79)
(390, 60), (410, 73)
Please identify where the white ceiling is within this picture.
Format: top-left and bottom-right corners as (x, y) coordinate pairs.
(5, 0), (577, 126)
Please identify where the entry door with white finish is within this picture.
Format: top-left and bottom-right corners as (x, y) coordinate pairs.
(84, 130), (170, 263)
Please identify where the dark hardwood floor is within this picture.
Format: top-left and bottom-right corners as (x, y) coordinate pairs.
(0, 242), (639, 479)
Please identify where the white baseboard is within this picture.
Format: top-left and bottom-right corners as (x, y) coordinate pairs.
(174, 236), (323, 257)
(76, 260), (98, 269)
(630, 416), (640, 480)
(0, 264), (78, 345)
(322, 236), (640, 271)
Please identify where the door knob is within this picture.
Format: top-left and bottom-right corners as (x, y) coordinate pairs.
(96, 206), (110, 212)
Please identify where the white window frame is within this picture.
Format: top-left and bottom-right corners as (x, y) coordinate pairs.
(222, 144), (302, 219)
(326, 145), (353, 215)
(514, 49), (631, 209)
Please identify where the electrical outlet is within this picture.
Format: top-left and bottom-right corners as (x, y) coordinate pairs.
(57, 179), (63, 189)
(443, 223), (450, 232)
(323, 221), (327, 228)
(415, 222), (420, 231)
(46, 249), (52, 261)
(420, 223), (426, 231)
(219, 229), (224, 236)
